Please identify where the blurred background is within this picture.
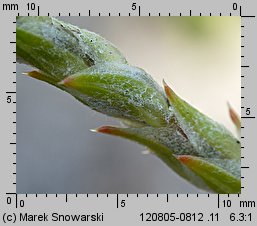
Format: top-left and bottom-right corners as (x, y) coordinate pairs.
(17, 17), (240, 194)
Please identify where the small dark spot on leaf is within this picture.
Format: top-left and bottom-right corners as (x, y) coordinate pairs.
(236, 140), (240, 144)
(109, 51), (112, 54)
(177, 127), (188, 140)
(90, 39), (93, 42)
(166, 98), (170, 107)
(83, 54), (94, 67)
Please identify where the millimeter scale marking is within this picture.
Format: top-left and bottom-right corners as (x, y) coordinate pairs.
(1, 1), (257, 225)
(6, 2), (256, 199)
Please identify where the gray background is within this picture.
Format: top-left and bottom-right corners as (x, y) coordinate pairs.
(17, 17), (240, 194)
(0, 0), (256, 225)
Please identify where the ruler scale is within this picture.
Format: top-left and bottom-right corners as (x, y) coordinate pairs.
(1, 0), (256, 225)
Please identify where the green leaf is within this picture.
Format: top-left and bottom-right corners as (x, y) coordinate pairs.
(204, 158), (240, 179)
(94, 125), (240, 193)
(163, 81), (240, 160)
(17, 16), (241, 193)
(93, 125), (210, 191)
(16, 16), (127, 82)
(177, 155), (241, 193)
(58, 63), (171, 127)
(104, 125), (199, 157)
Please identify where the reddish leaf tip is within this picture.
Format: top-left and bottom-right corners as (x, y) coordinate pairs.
(177, 155), (192, 164)
(162, 79), (175, 101)
(58, 76), (74, 86)
(93, 126), (116, 134)
(23, 71), (40, 79)
(227, 102), (241, 129)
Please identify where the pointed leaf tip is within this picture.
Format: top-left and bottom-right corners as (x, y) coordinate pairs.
(56, 63), (171, 127)
(176, 155), (241, 193)
(177, 155), (192, 164)
(163, 80), (240, 159)
(22, 70), (59, 85)
(162, 79), (175, 101)
(58, 76), (74, 86)
(93, 126), (117, 134)
(92, 125), (209, 191)
(227, 102), (241, 130)
(23, 71), (41, 79)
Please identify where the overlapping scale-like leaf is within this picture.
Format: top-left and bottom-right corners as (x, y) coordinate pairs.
(17, 16), (241, 193)
(163, 80), (240, 160)
(177, 155), (241, 193)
